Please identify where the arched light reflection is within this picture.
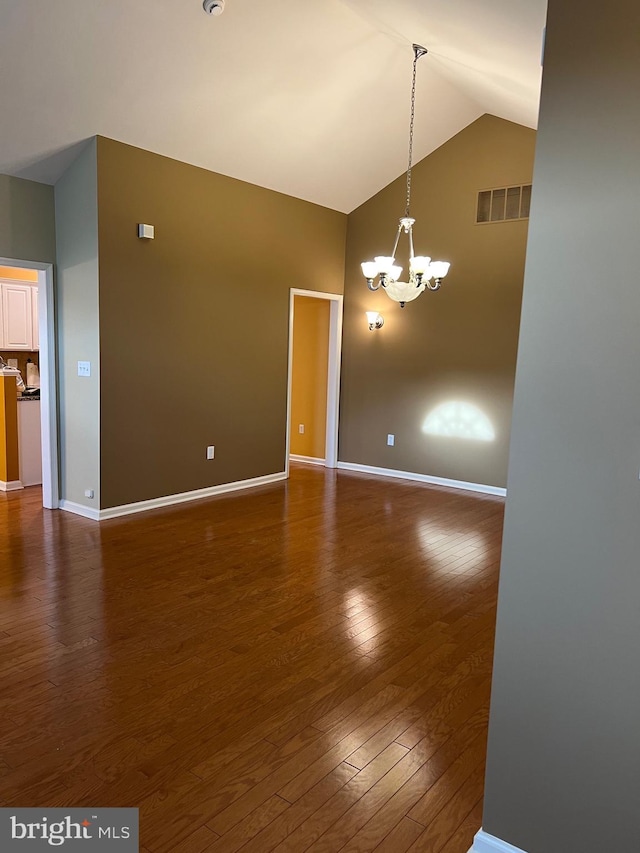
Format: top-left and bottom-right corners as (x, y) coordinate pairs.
(422, 401), (495, 442)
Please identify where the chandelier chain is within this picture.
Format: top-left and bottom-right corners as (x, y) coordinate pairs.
(405, 50), (419, 218)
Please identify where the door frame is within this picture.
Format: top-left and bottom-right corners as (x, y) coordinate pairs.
(286, 289), (343, 475)
(0, 257), (58, 509)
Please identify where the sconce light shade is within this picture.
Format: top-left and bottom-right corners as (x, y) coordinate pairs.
(366, 311), (384, 331)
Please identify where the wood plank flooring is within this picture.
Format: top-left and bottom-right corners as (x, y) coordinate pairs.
(0, 464), (504, 851)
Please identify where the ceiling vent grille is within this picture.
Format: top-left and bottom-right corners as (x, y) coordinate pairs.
(476, 184), (532, 224)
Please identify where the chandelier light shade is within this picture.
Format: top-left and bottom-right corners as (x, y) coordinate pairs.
(365, 311), (384, 330)
(361, 45), (450, 307)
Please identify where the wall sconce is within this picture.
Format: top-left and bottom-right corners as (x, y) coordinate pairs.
(366, 311), (384, 331)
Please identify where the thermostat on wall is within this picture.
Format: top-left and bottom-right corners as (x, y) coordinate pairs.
(137, 223), (155, 240)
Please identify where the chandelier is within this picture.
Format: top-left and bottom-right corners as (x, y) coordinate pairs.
(361, 44), (450, 307)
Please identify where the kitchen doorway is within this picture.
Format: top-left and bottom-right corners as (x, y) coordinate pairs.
(0, 258), (58, 509)
(285, 289), (343, 474)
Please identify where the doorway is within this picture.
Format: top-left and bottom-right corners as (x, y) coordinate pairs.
(0, 258), (58, 509)
(286, 289), (343, 473)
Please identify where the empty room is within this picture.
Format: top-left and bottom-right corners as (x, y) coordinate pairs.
(1, 1), (638, 852)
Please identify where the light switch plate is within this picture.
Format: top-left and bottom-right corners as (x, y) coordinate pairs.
(77, 361), (91, 377)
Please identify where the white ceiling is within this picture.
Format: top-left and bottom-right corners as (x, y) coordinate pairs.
(0, 0), (547, 213)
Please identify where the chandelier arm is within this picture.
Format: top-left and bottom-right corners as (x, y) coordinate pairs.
(408, 226), (415, 260)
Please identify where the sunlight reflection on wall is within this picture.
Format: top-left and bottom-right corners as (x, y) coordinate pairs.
(422, 401), (495, 442)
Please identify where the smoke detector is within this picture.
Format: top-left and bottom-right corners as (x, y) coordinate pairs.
(203, 0), (225, 14)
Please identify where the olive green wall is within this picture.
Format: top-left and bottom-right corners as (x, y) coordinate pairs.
(0, 174), (56, 264)
(96, 137), (346, 509)
(339, 115), (536, 489)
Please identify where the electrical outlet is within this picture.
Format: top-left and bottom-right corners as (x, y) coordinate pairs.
(387, 434), (395, 446)
(84, 489), (94, 499)
(206, 445), (215, 460)
(298, 424), (305, 434)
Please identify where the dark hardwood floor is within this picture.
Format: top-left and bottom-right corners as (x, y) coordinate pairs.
(0, 464), (504, 852)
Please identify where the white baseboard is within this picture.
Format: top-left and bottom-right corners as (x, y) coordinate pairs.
(87, 471), (287, 521)
(289, 455), (326, 466)
(0, 479), (24, 491)
(469, 829), (528, 853)
(337, 462), (506, 497)
(59, 500), (101, 521)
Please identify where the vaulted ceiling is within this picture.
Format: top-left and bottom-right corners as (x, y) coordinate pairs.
(0, 0), (547, 213)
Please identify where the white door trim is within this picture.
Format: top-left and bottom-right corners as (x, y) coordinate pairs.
(286, 289), (343, 475)
(0, 258), (58, 510)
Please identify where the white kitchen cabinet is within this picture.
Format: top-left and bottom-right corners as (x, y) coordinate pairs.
(0, 281), (38, 350)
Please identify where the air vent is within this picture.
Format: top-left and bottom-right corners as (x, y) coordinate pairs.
(476, 184), (532, 224)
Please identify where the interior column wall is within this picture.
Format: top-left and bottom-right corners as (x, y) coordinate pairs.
(482, 1), (640, 851)
(54, 139), (101, 510)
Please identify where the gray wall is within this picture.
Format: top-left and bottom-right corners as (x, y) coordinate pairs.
(483, 1), (640, 851)
(55, 139), (101, 509)
(0, 174), (56, 263)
